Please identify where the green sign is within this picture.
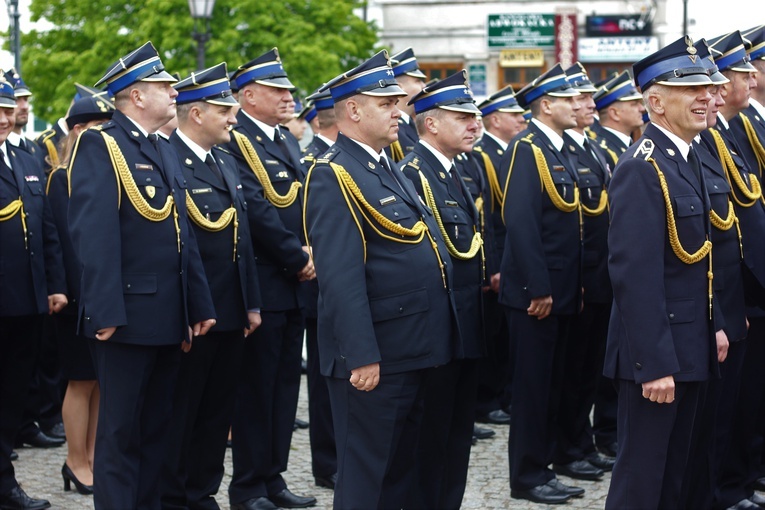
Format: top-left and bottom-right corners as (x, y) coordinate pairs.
(468, 64), (487, 96)
(488, 13), (556, 48)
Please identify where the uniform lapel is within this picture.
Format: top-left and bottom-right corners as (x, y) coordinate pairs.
(7, 148), (26, 192)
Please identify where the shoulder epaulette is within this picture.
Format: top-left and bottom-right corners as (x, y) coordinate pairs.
(212, 146), (231, 155)
(474, 145), (484, 153)
(633, 139), (655, 160)
(316, 146), (339, 164)
(586, 128), (598, 141)
(519, 133), (535, 144)
(403, 156), (421, 171)
(36, 129), (56, 143)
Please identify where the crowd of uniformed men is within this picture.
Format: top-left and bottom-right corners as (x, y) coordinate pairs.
(2, 22), (765, 510)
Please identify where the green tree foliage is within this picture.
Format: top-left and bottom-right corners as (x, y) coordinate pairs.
(22, 0), (378, 122)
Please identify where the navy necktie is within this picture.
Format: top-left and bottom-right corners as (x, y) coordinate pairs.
(205, 153), (224, 183)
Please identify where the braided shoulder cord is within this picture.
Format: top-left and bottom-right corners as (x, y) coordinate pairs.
(232, 130), (301, 208)
(418, 171), (484, 262)
(185, 192), (239, 261)
(709, 128), (763, 207)
(739, 113), (765, 179)
(528, 143), (580, 213)
(475, 148), (504, 212)
(581, 189), (609, 216)
(648, 157), (714, 319)
(100, 131), (180, 252)
(388, 140), (405, 163)
(709, 198), (743, 259)
(330, 162), (446, 287)
(0, 198), (27, 249)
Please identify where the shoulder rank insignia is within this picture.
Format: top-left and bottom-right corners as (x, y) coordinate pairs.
(666, 148), (675, 156)
(633, 139), (655, 160)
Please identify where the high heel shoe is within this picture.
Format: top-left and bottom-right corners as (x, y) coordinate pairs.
(62, 462), (94, 495)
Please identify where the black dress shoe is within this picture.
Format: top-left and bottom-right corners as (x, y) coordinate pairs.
(553, 459), (604, 481)
(548, 477), (585, 497)
(9, 452), (17, 461)
(231, 497), (279, 510)
(750, 492), (765, 507)
(42, 423), (65, 440)
(315, 473), (337, 489)
(269, 488), (316, 508)
(473, 425), (495, 440)
(596, 441), (618, 458)
(511, 479), (571, 505)
(476, 409), (511, 425)
(294, 418), (309, 430)
(62, 463), (94, 495)
(727, 499), (761, 510)
(15, 430), (64, 448)
(586, 451), (615, 471)
(0, 486), (51, 510)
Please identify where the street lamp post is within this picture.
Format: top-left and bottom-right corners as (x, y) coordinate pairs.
(188, 0), (216, 70)
(9, 0), (21, 74)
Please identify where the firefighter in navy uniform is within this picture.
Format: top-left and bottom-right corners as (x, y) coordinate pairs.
(160, 62), (264, 510)
(385, 47), (426, 162)
(67, 42), (216, 510)
(399, 70), (484, 509)
(224, 48), (317, 510)
(0, 77), (66, 510)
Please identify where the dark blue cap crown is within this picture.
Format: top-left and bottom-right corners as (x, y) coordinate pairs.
(478, 85), (524, 116)
(695, 39), (729, 85)
(0, 77), (16, 109)
(408, 70), (480, 115)
(175, 62), (237, 106)
(516, 63), (579, 108)
(322, 50), (406, 103)
(390, 47), (427, 79)
(711, 31), (756, 73)
(74, 82), (110, 102)
(743, 25), (765, 60)
(3, 69), (30, 97)
(306, 87), (333, 111)
(66, 96), (115, 129)
(633, 36), (712, 91)
(233, 48), (295, 90)
(564, 62), (598, 92)
(593, 70), (643, 110)
(95, 41), (176, 95)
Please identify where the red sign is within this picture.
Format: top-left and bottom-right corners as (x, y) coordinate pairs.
(555, 13), (578, 68)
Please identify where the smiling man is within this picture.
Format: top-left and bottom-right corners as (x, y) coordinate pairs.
(603, 36), (717, 510)
(303, 50), (458, 509)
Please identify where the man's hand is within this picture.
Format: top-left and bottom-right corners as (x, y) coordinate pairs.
(244, 311), (262, 336)
(48, 294), (68, 314)
(490, 273), (500, 294)
(95, 326), (116, 342)
(716, 329), (729, 363)
(642, 375), (675, 404)
(350, 362), (380, 391)
(527, 295), (553, 320)
(192, 319), (216, 337)
(298, 246), (316, 281)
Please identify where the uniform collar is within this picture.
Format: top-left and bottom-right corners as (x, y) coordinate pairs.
(316, 133), (335, 147)
(242, 110), (276, 141)
(0, 141), (10, 167)
(652, 123), (690, 160)
(57, 117), (70, 135)
(531, 118), (564, 151)
(123, 114), (149, 138)
(565, 129), (587, 148)
(348, 136), (388, 164)
(483, 130), (508, 150)
(716, 112), (730, 130)
(419, 139), (454, 173)
(6, 131), (22, 147)
(175, 128), (210, 162)
(602, 126), (633, 148)
(751, 98), (765, 120)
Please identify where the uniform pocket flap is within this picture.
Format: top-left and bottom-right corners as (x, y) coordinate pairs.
(674, 195), (703, 218)
(666, 298), (695, 324)
(123, 273), (158, 294)
(369, 288), (429, 322)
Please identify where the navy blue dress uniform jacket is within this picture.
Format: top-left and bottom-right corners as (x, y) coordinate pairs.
(169, 133), (261, 331)
(498, 122), (582, 315)
(604, 124), (717, 384)
(473, 134), (507, 264)
(304, 133), (458, 378)
(400, 143), (484, 359)
(563, 133), (612, 305)
(223, 111), (308, 312)
(67, 110), (215, 344)
(729, 104), (765, 180)
(0, 145), (66, 316)
(46, 166), (81, 315)
(696, 134), (747, 342)
(593, 127), (630, 168)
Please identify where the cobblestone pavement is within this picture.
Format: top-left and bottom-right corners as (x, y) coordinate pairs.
(12, 375), (610, 509)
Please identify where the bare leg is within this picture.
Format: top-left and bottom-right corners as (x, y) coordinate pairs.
(87, 383), (99, 470)
(62, 379), (97, 486)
